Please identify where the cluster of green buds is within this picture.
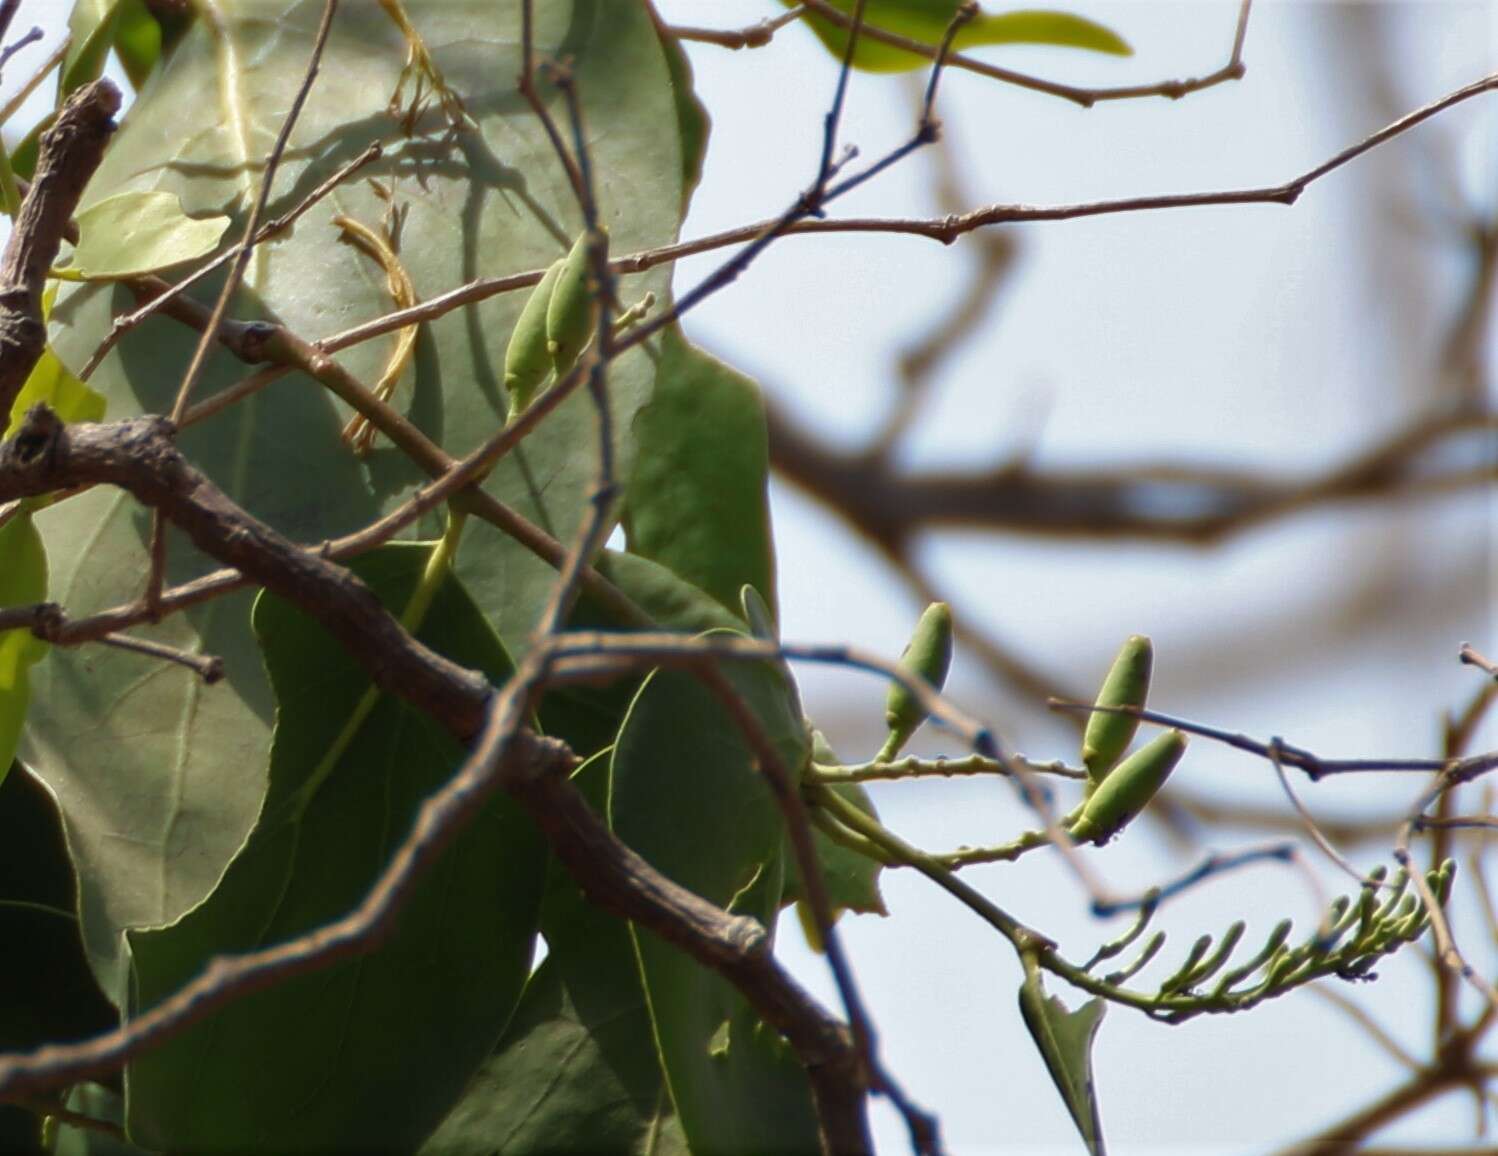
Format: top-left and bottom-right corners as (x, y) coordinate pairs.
(503, 230), (602, 420)
(1079, 860), (1457, 1022)
(1067, 635), (1184, 846)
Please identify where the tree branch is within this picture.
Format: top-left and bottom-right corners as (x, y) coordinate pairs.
(0, 80), (119, 418)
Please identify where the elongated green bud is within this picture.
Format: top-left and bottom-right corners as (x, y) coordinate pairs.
(1082, 634), (1153, 788)
(882, 602), (954, 758)
(1215, 918), (1293, 994)
(1069, 729), (1185, 846)
(546, 229), (602, 377)
(504, 257), (563, 418)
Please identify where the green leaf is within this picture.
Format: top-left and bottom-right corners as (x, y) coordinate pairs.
(423, 752), (688, 1156)
(784, 731), (887, 918)
(0, 760), (118, 1153)
(0, 134), (20, 219)
(125, 544), (545, 1153)
(0, 761), (116, 1054)
(626, 327), (777, 619)
(535, 548), (744, 760)
(650, 7), (711, 212)
(610, 645), (821, 1155)
(1017, 959), (1109, 1155)
(0, 516), (49, 779)
(6, 348), (107, 437)
(791, 1), (1132, 72)
(60, 0), (126, 99)
(62, 191), (229, 280)
(38, 0), (691, 996)
(54, 1085), (152, 1155)
(112, 0), (164, 90)
(423, 960), (688, 1156)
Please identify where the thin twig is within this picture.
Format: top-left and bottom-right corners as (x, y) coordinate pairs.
(79, 141), (383, 382)
(1267, 740), (1386, 890)
(696, 662), (940, 1156)
(312, 73), (1498, 372)
(0, 34), (66, 127)
(531, 59), (618, 640)
(1461, 643), (1498, 681)
(1306, 984), (1422, 1072)
(0, 25), (41, 80)
(1048, 699), (1494, 781)
(796, 0), (1251, 108)
(144, 0), (339, 618)
(165, 0), (339, 424)
(96, 631), (225, 682)
(664, 6), (808, 51)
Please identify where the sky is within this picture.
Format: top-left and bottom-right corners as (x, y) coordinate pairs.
(3, 2), (1496, 1153)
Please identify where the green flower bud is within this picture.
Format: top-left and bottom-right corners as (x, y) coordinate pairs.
(1082, 634), (1153, 788)
(546, 229), (603, 377)
(882, 601), (954, 757)
(503, 257), (563, 419)
(1069, 728), (1185, 846)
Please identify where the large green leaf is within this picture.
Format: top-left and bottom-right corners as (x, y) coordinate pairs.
(1018, 959), (1109, 1155)
(0, 516), (49, 781)
(125, 545), (545, 1153)
(532, 548), (745, 760)
(112, 0), (166, 90)
(610, 648), (821, 1155)
(37, 0), (691, 996)
(626, 327), (777, 618)
(423, 753), (687, 1156)
(790, 1), (1132, 72)
(0, 763), (117, 1154)
(63, 191), (229, 280)
(60, 0), (128, 100)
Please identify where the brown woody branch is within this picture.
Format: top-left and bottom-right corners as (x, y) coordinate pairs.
(767, 398), (1496, 550)
(0, 80), (119, 418)
(0, 408), (492, 739)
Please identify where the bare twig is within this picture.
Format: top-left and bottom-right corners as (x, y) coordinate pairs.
(312, 70), (1498, 357)
(165, 0), (339, 424)
(1461, 643), (1498, 681)
(663, 6), (807, 51)
(0, 408), (492, 740)
(78, 141), (383, 382)
(1048, 698), (1496, 782)
(144, 0), (339, 617)
(1306, 984), (1422, 1072)
(0, 25), (41, 80)
(695, 663), (940, 1155)
(796, 0), (1252, 108)
(96, 631), (224, 682)
(0, 34), (67, 127)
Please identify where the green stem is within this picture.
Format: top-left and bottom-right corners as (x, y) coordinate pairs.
(930, 828), (1054, 869)
(809, 751), (1086, 785)
(807, 781), (1031, 945)
(0, 898), (77, 922)
(808, 782), (1286, 1020)
(400, 511), (467, 631)
(808, 804), (899, 865)
(871, 732), (904, 765)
